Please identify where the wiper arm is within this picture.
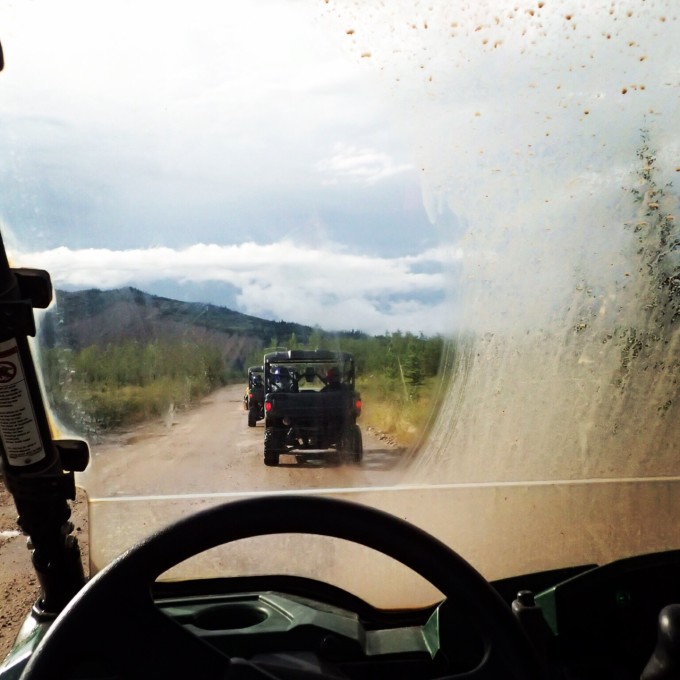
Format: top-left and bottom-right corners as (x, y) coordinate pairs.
(0, 232), (89, 615)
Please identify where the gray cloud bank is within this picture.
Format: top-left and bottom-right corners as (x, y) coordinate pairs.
(14, 242), (462, 335)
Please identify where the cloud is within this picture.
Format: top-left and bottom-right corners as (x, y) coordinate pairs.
(13, 242), (462, 335)
(316, 144), (414, 185)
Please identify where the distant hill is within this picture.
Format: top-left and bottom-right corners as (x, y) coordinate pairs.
(39, 287), (318, 372)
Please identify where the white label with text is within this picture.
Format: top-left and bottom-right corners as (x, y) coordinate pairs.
(0, 339), (46, 467)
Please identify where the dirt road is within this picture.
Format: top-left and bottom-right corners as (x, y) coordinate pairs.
(82, 385), (404, 498)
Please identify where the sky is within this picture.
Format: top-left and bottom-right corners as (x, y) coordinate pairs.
(0, 0), (459, 334)
(0, 1), (678, 335)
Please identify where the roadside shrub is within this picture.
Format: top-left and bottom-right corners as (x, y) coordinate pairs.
(41, 341), (228, 435)
(357, 375), (441, 447)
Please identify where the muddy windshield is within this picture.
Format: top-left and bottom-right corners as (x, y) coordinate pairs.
(1, 1), (678, 608)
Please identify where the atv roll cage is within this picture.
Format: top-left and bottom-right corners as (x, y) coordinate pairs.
(263, 349), (356, 392)
(0, 234), (89, 617)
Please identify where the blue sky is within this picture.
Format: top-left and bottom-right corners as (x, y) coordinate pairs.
(0, 1), (677, 335)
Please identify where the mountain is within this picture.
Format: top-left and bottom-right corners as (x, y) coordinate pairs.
(39, 287), (318, 371)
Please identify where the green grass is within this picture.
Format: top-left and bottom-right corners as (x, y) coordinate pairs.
(69, 376), (210, 429)
(41, 341), (228, 436)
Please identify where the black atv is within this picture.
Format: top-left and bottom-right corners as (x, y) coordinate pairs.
(243, 365), (264, 427)
(262, 350), (363, 466)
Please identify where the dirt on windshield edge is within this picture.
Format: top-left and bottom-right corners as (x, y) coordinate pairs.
(0, 475), (89, 662)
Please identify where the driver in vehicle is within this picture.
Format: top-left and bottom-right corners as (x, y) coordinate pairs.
(321, 366), (344, 391)
(271, 366), (298, 392)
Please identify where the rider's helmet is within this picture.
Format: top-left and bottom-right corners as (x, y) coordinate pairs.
(271, 366), (291, 390)
(325, 366), (341, 386)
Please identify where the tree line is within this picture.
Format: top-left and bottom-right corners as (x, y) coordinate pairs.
(250, 329), (444, 398)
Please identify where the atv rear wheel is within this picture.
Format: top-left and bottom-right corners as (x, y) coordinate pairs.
(248, 407), (258, 427)
(350, 424), (363, 464)
(264, 451), (279, 466)
(263, 426), (283, 466)
(340, 424), (363, 464)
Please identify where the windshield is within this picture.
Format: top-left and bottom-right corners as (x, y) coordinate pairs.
(1, 1), (678, 609)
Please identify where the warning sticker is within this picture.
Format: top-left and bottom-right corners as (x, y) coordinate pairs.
(0, 339), (46, 467)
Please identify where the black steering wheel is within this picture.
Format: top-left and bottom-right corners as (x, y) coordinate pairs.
(21, 496), (546, 679)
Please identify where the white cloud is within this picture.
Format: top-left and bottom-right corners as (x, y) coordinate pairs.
(316, 144), (414, 185)
(13, 242), (462, 335)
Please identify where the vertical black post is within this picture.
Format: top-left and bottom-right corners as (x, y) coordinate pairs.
(0, 233), (88, 614)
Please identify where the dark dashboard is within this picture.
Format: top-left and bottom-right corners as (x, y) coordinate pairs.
(144, 550), (680, 680)
(534, 550), (680, 679)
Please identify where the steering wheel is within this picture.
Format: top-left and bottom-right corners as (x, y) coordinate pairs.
(21, 496), (546, 679)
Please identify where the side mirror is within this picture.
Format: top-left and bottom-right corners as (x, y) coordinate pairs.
(0, 40), (4, 71)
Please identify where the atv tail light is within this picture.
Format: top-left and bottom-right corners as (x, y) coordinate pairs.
(265, 401), (272, 412)
(355, 399), (362, 414)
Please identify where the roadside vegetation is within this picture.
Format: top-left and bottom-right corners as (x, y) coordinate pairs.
(40, 340), (230, 438)
(40, 329), (449, 447)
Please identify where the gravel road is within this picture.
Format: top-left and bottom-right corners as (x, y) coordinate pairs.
(83, 384), (404, 498)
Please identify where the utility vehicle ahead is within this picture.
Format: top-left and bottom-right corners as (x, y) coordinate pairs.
(262, 350), (363, 466)
(243, 365), (264, 427)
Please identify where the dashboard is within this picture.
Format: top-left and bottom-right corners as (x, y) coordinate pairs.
(145, 551), (680, 680)
(148, 575), (483, 679)
(534, 550), (680, 679)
